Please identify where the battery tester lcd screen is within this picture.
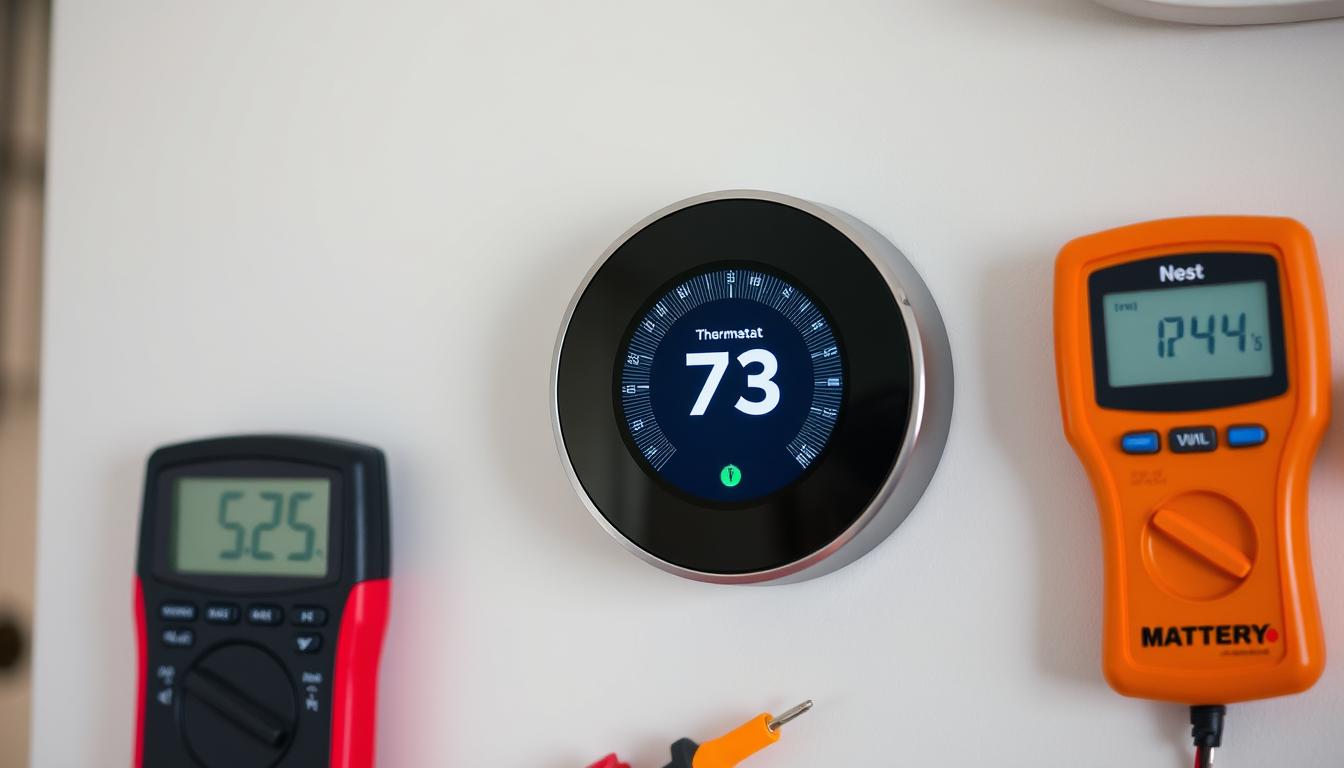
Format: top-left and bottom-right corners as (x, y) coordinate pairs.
(172, 478), (331, 577)
(1102, 280), (1274, 387)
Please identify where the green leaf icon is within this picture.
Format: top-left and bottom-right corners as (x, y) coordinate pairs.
(720, 464), (742, 488)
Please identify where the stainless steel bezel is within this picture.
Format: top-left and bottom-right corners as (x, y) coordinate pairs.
(551, 190), (954, 584)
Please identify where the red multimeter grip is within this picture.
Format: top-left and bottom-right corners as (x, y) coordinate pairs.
(133, 436), (390, 768)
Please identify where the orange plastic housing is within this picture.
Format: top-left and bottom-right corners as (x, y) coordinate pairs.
(1054, 216), (1330, 704)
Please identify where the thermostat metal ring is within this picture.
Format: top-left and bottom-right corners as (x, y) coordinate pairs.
(552, 190), (953, 584)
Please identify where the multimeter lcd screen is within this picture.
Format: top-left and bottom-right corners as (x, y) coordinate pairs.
(1102, 280), (1274, 387)
(617, 266), (844, 504)
(172, 478), (331, 577)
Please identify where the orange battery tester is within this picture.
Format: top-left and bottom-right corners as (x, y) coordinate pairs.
(1054, 217), (1330, 765)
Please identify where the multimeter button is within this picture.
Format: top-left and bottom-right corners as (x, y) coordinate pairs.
(246, 605), (284, 626)
(1168, 426), (1217, 453)
(162, 628), (195, 648)
(1120, 431), (1160, 454)
(159, 602), (197, 621)
(293, 633), (323, 654)
(291, 606), (327, 627)
(1227, 424), (1268, 448)
(204, 603), (240, 624)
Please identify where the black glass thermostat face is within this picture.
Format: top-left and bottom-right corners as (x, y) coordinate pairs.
(1087, 252), (1288, 411)
(558, 198), (914, 575)
(618, 265), (845, 505)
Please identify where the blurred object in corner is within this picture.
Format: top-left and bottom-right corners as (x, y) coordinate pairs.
(1, 0), (45, 398)
(1, 0), (51, 766)
(1094, 0), (1344, 25)
(0, 615), (24, 674)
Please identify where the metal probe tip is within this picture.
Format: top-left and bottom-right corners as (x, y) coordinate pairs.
(767, 700), (813, 732)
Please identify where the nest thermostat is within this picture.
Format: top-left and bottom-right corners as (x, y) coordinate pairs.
(552, 190), (953, 584)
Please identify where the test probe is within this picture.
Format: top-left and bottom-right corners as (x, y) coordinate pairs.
(587, 700), (812, 768)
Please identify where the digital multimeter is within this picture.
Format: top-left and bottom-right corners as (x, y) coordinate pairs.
(1055, 216), (1329, 704)
(134, 436), (391, 768)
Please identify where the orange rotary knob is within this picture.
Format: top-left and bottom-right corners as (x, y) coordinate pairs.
(1142, 491), (1258, 601)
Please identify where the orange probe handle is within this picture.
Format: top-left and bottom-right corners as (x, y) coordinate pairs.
(691, 714), (779, 768)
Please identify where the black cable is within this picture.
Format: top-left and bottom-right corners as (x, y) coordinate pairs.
(1190, 705), (1227, 768)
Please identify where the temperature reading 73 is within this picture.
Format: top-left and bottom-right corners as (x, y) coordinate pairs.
(686, 349), (780, 416)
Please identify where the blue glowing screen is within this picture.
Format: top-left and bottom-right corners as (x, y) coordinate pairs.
(618, 267), (845, 503)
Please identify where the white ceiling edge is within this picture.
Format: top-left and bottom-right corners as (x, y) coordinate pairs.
(1095, 0), (1344, 24)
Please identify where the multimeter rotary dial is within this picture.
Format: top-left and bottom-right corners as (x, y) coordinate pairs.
(180, 643), (297, 768)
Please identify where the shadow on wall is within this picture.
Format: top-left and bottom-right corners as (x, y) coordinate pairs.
(976, 253), (1103, 687)
(479, 230), (652, 573)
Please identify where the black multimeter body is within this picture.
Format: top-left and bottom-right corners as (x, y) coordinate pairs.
(134, 435), (390, 768)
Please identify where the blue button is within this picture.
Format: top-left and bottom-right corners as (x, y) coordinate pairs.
(1227, 425), (1267, 448)
(1121, 431), (1160, 454)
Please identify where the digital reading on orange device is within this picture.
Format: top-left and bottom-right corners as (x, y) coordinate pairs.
(1054, 217), (1330, 768)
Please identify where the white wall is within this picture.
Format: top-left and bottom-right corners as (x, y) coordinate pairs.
(32, 1), (1344, 765)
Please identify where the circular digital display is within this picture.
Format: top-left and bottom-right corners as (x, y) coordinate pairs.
(554, 191), (952, 583)
(618, 267), (843, 503)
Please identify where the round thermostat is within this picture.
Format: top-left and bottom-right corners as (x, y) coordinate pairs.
(552, 190), (953, 584)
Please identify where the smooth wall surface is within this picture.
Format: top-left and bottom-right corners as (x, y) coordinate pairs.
(32, 1), (1344, 765)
